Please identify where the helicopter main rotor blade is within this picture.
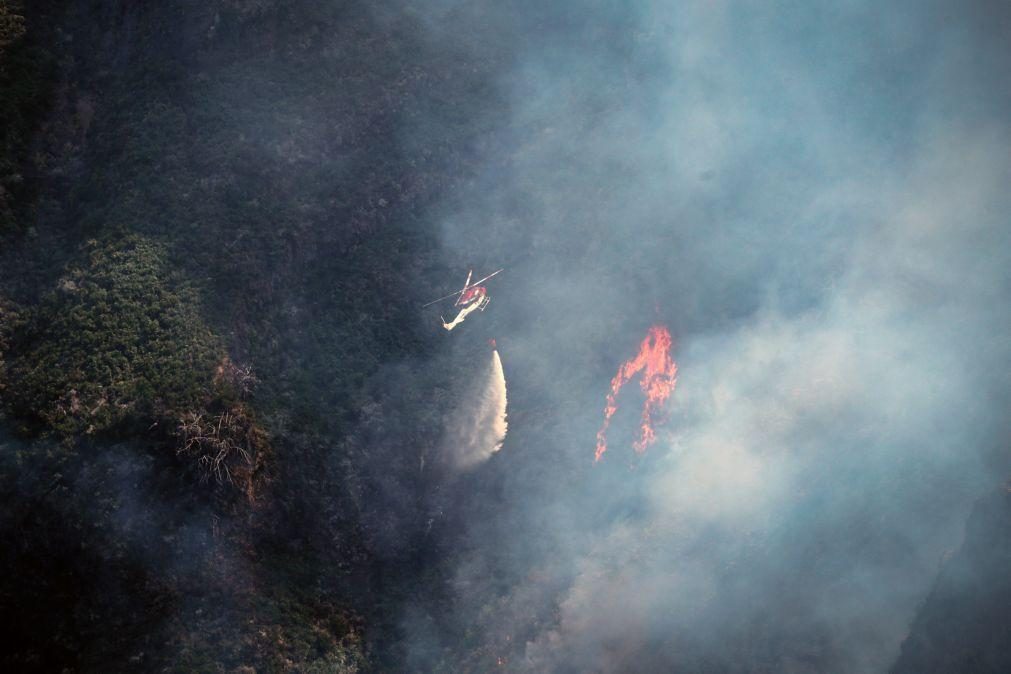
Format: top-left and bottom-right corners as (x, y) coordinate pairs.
(469, 269), (504, 287)
(422, 288), (466, 307)
(422, 269), (503, 308)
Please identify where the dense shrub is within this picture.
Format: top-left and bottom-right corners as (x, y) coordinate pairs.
(0, 294), (21, 393)
(4, 235), (221, 437)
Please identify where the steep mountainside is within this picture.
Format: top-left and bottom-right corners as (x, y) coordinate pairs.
(2, 1), (1010, 673)
(0, 1), (500, 670)
(891, 485), (1011, 674)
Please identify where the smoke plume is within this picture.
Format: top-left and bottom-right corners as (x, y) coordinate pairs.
(396, 1), (1011, 672)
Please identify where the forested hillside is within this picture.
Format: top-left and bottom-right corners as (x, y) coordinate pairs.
(0, 0), (495, 670)
(1, 1), (1009, 672)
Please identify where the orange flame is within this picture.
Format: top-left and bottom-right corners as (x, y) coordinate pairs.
(595, 325), (677, 462)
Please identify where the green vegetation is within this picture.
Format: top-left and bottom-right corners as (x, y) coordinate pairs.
(4, 235), (220, 437)
(0, 293), (21, 394)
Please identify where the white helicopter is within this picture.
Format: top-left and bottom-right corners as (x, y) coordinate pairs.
(423, 269), (503, 331)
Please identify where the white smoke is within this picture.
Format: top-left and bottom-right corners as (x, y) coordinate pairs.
(445, 349), (508, 470)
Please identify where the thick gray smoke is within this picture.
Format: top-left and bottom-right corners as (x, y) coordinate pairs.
(395, 0), (1011, 671)
(443, 348), (508, 471)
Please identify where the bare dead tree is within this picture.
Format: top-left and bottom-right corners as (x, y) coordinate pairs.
(175, 409), (256, 484)
(214, 356), (259, 399)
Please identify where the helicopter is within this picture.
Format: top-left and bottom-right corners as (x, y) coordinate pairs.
(423, 268), (503, 331)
